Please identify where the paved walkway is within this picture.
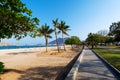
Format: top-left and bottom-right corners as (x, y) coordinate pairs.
(76, 46), (117, 80)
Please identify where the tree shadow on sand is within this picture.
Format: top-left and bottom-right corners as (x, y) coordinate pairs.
(17, 66), (64, 80)
(4, 69), (24, 74)
(7, 51), (37, 55)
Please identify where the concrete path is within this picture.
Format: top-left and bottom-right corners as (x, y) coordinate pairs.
(76, 46), (117, 80)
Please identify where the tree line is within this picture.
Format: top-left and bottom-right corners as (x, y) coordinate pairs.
(85, 21), (120, 48)
(37, 19), (70, 52)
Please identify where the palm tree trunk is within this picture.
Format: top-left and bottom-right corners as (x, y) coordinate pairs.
(62, 32), (66, 51)
(45, 37), (48, 52)
(55, 28), (60, 52)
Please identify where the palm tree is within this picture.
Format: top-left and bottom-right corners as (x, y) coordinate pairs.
(37, 24), (53, 52)
(52, 18), (60, 52)
(58, 21), (70, 51)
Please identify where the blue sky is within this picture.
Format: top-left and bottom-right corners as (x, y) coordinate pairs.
(4, 0), (120, 45)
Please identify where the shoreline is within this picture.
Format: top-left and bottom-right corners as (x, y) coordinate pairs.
(0, 45), (55, 50)
(0, 46), (58, 56)
(0, 45), (68, 52)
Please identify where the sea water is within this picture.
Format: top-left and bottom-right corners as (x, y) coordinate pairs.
(0, 45), (43, 50)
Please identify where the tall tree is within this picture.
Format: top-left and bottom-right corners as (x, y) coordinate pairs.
(37, 24), (53, 52)
(0, 0), (39, 40)
(86, 33), (100, 48)
(52, 18), (60, 52)
(58, 21), (70, 51)
(109, 22), (120, 42)
(65, 36), (81, 49)
(97, 30), (108, 46)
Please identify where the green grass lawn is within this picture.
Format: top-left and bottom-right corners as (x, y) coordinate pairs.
(106, 45), (120, 49)
(93, 48), (120, 71)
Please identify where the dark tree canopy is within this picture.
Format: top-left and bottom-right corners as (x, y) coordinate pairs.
(109, 22), (120, 41)
(86, 33), (101, 48)
(65, 36), (81, 45)
(0, 0), (39, 39)
(58, 21), (70, 36)
(86, 33), (100, 43)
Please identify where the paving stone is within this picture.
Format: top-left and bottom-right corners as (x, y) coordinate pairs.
(76, 46), (117, 80)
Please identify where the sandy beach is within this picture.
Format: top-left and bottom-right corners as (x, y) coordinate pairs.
(0, 46), (81, 80)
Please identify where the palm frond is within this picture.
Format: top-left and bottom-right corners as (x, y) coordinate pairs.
(57, 21), (70, 36)
(37, 24), (53, 38)
(47, 29), (54, 34)
(52, 18), (59, 27)
(57, 31), (61, 34)
(47, 35), (52, 38)
(63, 31), (69, 36)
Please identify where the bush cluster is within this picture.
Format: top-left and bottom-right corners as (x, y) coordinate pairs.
(0, 62), (4, 73)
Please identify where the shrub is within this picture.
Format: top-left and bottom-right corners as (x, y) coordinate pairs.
(0, 62), (5, 73)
